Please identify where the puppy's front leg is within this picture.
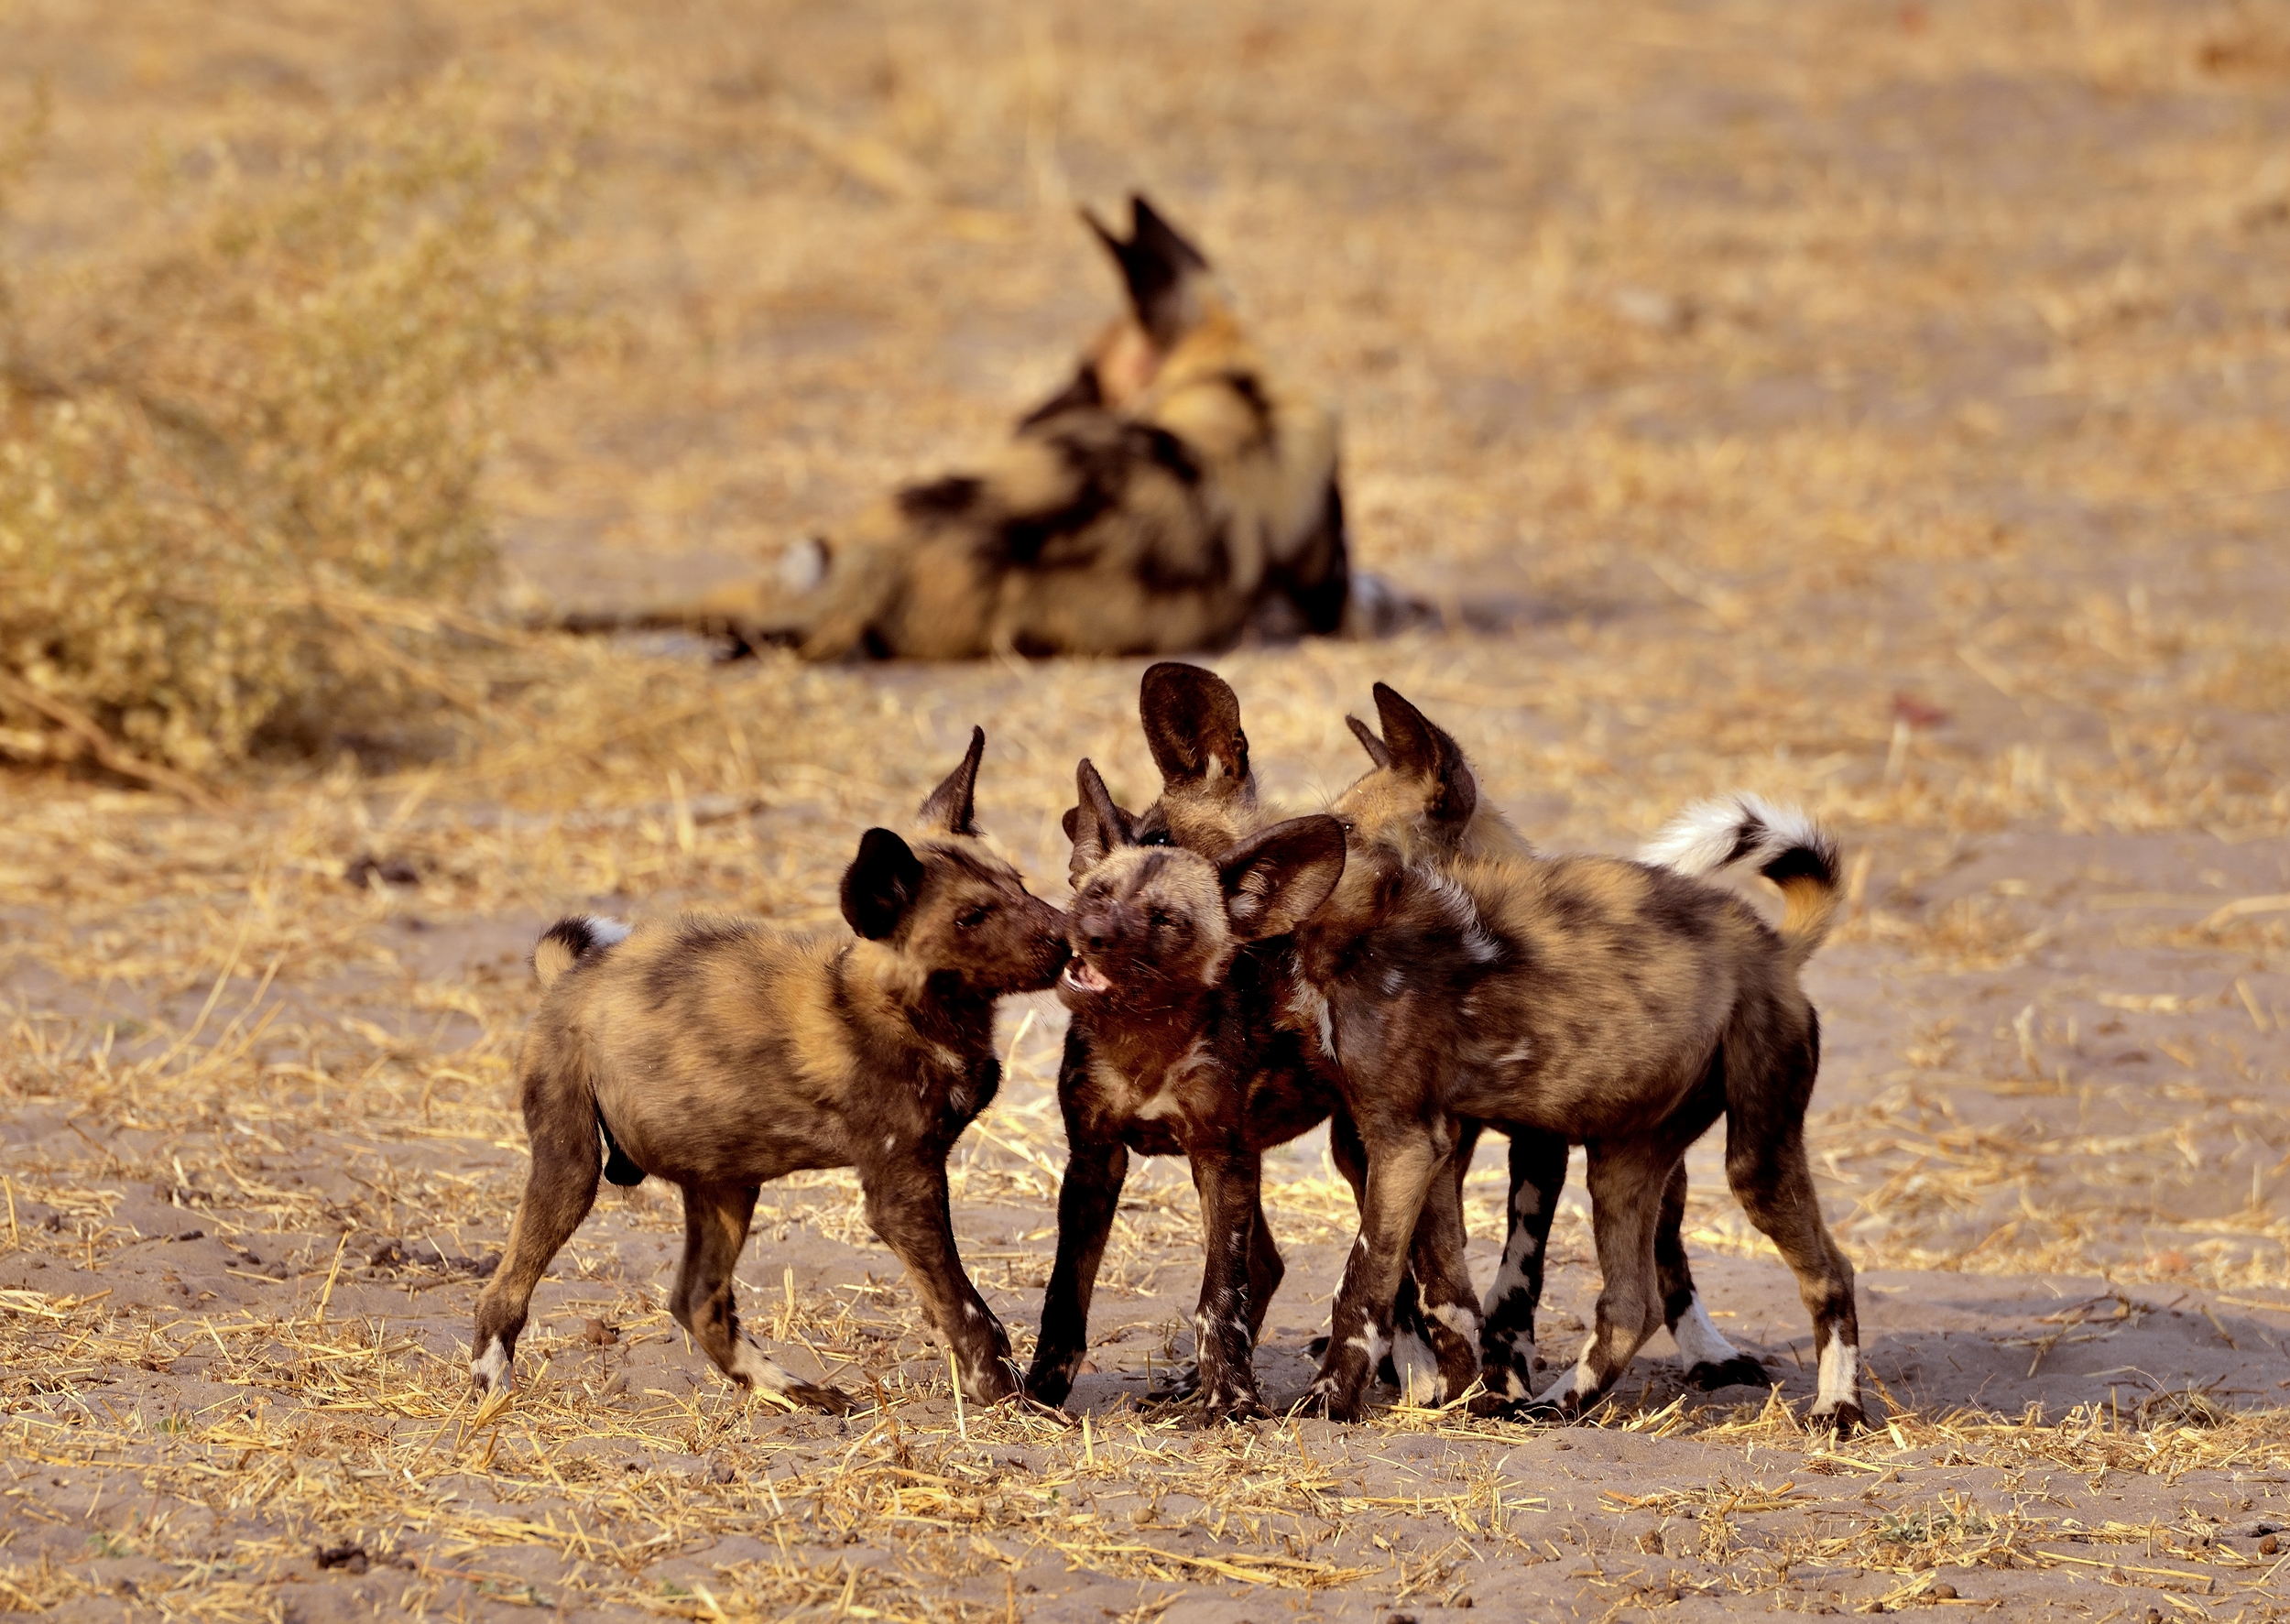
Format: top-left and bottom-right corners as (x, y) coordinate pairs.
(1479, 1129), (1568, 1403)
(1187, 1143), (1270, 1423)
(858, 1151), (1019, 1404)
(1308, 1121), (1445, 1422)
(1027, 1123), (1129, 1408)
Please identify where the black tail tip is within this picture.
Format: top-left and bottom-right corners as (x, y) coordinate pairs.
(1761, 842), (1838, 889)
(540, 916), (601, 962)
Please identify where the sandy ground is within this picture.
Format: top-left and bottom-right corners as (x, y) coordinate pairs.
(5, 0), (2290, 1619)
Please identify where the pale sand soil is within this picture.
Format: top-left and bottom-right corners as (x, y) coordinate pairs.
(5, 0), (2290, 1618)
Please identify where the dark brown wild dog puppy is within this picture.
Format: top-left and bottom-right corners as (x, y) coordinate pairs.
(1029, 758), (1451, 1421)
(584, 197), (1356, 659)
(1337, 686), (1771, 1404)
(1041, 663), (1485, 1407)
(471, 730), (1068, 1411)
(1292, 688), (1859, 1428)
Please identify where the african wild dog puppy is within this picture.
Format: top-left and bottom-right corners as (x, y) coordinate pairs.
(1291, 687), (1859, 1429)
(1337, 685), (1771, 1404)
(1049, 663), (1486, 1406)
(584, 196), (1358, 659)
(470, 729), (1068, 1411)
(1025, 759), (1357, 1422)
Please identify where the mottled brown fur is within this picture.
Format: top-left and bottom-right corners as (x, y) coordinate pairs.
(1292, 688), (1857, 1429)
(470, 729), (1068, 1411)
(1027, 759), (1350, 1421)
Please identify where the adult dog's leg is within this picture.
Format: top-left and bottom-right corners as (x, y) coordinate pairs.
(1028, 1127), (1129, 1407)
(1654, 1160), (1766, 1389)
(860, 1152), (1020, 1403)
(671, 1182), (853, 1412)
(1306, 1120), (1445, 1422)
(471, 1065), (601, 1393)
(1479, 1129), (1568, 1402)
(1532, 1139), (1670, 1412)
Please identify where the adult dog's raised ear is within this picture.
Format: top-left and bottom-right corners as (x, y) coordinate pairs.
(1141, 662), (1249, 788)
(842, 828), (927, 941)
(1371, 682), (1477, 829)
(1217, 814), (1346, 942)
(917, 725), (987, 835)
(1068, 759), (1140, 875)
(1084, 194), (1212, 350)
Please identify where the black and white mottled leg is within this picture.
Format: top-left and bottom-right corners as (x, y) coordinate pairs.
(1528, 1140), (1669, 1413)
(1478, 1129), (1567, 1403)
(672, 1182), (855, 1414)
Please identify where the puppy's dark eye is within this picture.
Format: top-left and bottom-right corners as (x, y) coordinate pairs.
(956, 904), (993, 930)
(1149, 908), (1173, 930)
(1138, 829), (1173, 846)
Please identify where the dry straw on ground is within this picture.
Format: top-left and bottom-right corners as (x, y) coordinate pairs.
(3, 0), (2289, 1619)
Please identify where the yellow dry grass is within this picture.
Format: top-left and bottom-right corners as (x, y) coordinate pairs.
(3, 0), (2289, 1618)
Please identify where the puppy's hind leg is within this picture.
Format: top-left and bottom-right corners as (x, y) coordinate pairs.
(1655, 1161), (1765, 1390)
(471, 1063), (603, 1394)
(1532, 1139), (1669, 1415)
(673, 1182), (854, 1414)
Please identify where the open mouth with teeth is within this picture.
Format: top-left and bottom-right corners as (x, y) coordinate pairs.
(1062, 956), (1113, 995)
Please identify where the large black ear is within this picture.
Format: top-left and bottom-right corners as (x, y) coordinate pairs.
(1371, 683), (1477, 827)
(1068, 759), (1138, 875)
(917, 725), (985, 835)
(1083, 194), (1211, 348)
(1346, 714), (1392, 769)
(842, 828), (927, 941)
(1217, 815), (1347, 942)
(1140, 662), (1249, 788)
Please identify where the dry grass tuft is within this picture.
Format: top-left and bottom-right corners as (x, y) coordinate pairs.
(0, 74), (578, 784)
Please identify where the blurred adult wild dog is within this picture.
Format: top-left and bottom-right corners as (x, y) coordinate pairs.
(575, 196), (1359, 659)
(470, 729), (1069, 1411)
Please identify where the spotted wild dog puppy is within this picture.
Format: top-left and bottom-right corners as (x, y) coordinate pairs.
(1337, 685), (1770, 1404)
(470, 729), (1068, 1411)
(1027, 758), (1376, 1422)
(1047, 662), (1485, 1407)
(1291, 687), (1859, 1430)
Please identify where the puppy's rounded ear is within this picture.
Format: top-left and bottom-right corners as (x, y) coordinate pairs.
(1346, 714), (1392, 769)
(917, 726), (986, 835)
(1141, 662), (1249, 788)
(1217, 814), (1347, 942)
(1370, 683), (1477, 827)
(842, 828), (926, 941)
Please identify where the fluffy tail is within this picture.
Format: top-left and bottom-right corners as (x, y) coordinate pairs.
(532, 915), (631, 990)
(1640, 795), (1841, 966)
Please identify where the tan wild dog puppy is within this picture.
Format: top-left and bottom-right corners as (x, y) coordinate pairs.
(1336, 686), (1772, 1405)
(470, 730), (1068, 1411)
(1293, 688), (1859, 1429)
(578, 197), (1357, 659)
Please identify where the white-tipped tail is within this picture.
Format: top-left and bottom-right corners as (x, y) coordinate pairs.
(533, 914), (631, 990)
(1640, 794), (1829, 879)
(1641, 794), (1842, 965)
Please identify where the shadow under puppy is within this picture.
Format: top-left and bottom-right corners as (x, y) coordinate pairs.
(471, 728), (1069, 1411)
(1028, 758), (1377, 1421)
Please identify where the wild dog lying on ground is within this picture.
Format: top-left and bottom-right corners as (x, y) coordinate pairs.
(1026, 759), (1373, 1422)
(1291, 687), (1859, 1429)
(1338, 684), (1771, 1405)
(470, 729), (1068, 1411)
(1036, 663), (1485, 1411)
(573, 196), (1368, 659)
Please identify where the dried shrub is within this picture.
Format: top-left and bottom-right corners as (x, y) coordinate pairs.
(0, 76), (577, 784)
